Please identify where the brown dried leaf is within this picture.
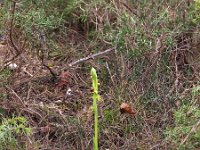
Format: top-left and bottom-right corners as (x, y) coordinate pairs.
(120, 103), (135, 115)
(56, 71), (69, 88)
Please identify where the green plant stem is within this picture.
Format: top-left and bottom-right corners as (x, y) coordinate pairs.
(91, 67), (100, 150)
(93, 95), (98, 150)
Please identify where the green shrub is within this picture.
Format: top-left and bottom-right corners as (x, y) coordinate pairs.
(165, 85), (200, 149)
(193, 0), (200, 23)
(0, 116), (31, 150)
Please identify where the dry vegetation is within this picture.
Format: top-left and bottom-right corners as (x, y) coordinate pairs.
(0, 0), (200, 149)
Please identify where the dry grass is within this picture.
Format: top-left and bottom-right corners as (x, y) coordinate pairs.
(0, 0), (200, 149)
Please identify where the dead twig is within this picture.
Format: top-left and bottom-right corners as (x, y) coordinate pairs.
(142, 36), (164, 80)
(36, 29), (58, 78)
(22, 67), (33, 77)
(5, 85), (25, 107)
(42, 63), (58, 78)
(106, 61), (115, 85)
(9, 0), (20, 55)
(174, 47), (179, 94)
(68, 47), (115, 67)
(3, 0), (27, 66)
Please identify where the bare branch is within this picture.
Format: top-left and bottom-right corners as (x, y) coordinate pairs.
(9, 0), (20, 54)
(69, 47), (115, 67)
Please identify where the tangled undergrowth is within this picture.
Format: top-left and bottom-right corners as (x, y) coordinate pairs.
(0, 0), (200, 149)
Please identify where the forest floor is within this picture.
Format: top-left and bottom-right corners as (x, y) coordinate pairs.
(0, 1), (200, 150)
(0, 33), (175, 150)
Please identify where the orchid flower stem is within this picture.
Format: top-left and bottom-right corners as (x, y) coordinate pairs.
(91, 67), (100, 150)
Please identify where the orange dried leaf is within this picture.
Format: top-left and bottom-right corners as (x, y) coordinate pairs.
(120, 103), (134, 115)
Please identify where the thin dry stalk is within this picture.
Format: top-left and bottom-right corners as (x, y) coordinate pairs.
(68, 47), (115, 67)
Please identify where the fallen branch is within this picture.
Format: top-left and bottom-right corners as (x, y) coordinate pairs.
(68, 47), (115, 67)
